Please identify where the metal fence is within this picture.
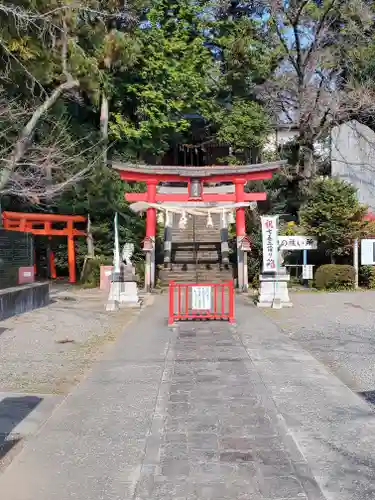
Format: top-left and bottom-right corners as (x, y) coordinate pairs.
(168, 281), (235, 325)
(0, 229), (34, 289)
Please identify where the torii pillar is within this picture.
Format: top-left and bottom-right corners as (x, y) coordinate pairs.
(145, 179), (157, 291)
(234, 178), (248, 291)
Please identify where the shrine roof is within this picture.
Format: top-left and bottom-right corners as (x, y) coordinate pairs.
(112, 160), (285, 178)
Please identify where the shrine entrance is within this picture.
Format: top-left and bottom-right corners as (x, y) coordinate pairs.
(113, 161), (282, 290)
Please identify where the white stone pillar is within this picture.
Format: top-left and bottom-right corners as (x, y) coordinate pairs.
(164, 211), (172, 266)
(220, 210), (229, 265)
(237, 237), (244, 290)
(150, 247), (156, 289)
(145, 252), (151, 292)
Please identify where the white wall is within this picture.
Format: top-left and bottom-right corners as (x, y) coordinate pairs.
(331, 120), (375, 212)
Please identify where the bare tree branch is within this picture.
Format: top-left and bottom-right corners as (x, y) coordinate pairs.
(260, 0), (375, 179)
(0, 78), (79, 192)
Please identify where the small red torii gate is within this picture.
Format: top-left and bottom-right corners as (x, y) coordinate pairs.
(2, 211), (86, 283)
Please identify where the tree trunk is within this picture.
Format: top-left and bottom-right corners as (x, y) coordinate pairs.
(86, 214), (95, 257)
(100, 93), (109, 167)
(298, 142), (315, 180)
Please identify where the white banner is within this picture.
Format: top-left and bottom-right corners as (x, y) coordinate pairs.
(192, 286), (211, 310)
(278, 236), (318, 250)
(361, 239), (375, 265)
(261, 216), (278, 272)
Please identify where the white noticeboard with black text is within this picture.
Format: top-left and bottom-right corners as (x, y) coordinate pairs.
(192, 286), (211, 310)
(361, 239), (375, 265)
(278, 236), (318, 250)
(302, 265), (314, 280)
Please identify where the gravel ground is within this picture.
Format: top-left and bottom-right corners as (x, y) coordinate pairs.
(0, 285), (142, 395)
(262, 290), (375, 394)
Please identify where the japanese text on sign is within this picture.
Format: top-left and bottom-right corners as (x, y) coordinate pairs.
(192, 286), (211, 310)
(278, 236), (318, 250)
(261, 216), (278, 272)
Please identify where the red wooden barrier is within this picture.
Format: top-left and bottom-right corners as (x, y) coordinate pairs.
(168, 281), (235, 325)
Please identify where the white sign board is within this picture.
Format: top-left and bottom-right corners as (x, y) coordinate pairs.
(302, 265), (314, 280)
(278, 236), (318, 250)
(361, 239), (375, 265)
(192, 286), (211, 310)
(23, 271), (32, 278)
(261, 216), (278, 272)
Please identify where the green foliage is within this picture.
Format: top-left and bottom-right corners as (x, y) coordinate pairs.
(359, 266), (375, 289)
(300, 178), (367, 260)
(53, 166), (145, 275)
(80, 256), (112, 288)
(214, 100), (270, 151)
(279, 222), (303, 237)
(315, 265), (355, 290)
(110, 0), (215, 157)
(217, 156), (244, 166)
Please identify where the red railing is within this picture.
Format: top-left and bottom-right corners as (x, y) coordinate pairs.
(168, 281), (235, 325)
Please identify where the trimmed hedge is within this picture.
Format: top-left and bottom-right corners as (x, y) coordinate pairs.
(359, 265), (375, 289)
(314, 264), (355, 290)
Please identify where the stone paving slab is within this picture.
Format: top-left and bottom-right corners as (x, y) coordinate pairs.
(0, 295), (320, 500)
(237, 298), (375, 500)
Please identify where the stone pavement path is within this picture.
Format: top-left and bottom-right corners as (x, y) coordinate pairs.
(0, 295), (316, 500)
(1, 295), (375, 500)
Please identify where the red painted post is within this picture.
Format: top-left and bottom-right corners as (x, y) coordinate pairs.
(146, 180), (157, 238)
(185, 285), (189, 319)
(145, 179), (157, 290)
(177, 285), (181, 319)
(67, 221), (76, 283)
(234, 178), (247, 290)
(234, 179), (246, 237)
(221, 284), (225, 319)
(49, 250), (57, 279)
(228, 281), (235, 323)
(168, 281), (175, 325)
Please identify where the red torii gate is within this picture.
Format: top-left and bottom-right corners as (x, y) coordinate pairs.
(113, 161), (282, 289)
(2, 211), (86, 283)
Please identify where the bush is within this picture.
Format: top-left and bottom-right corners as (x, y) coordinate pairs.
(314, 264), (355, 290)
(359, 265), (375, 289)
(80, 256), (112, 288)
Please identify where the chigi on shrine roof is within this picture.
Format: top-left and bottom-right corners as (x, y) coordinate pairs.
(112, 160), (286, 178)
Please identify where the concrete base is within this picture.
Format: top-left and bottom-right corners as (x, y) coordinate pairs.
(106, 279), (121, 312)
(257, 271), (293, 308)
(0, 282), (49, 321)
(119, 281), (140, 308)
(106, 274), (140, 311)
